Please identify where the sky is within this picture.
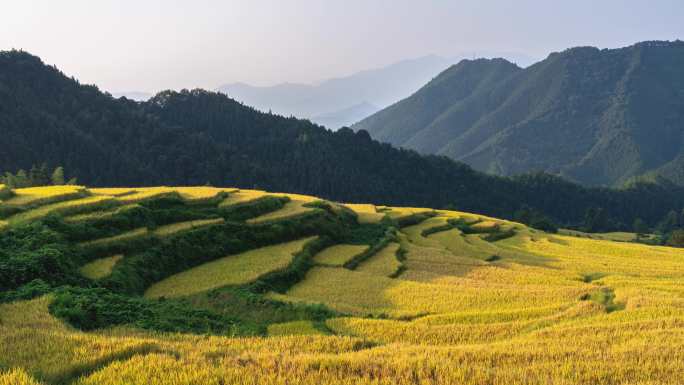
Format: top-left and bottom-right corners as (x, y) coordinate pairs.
(1, 0), (682, 93)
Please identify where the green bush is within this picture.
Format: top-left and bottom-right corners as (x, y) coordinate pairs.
(50, 286), (250, 335)
(0, 279), (53, 303)
(0, 223), (86, 291)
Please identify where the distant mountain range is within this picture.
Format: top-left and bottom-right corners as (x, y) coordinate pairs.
(354, 41), (684, 187)
(218, 53), (536, 129)
(217, 55), (453, 129)
(3, 49), (684, 229)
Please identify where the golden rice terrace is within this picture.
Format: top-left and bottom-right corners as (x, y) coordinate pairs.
(1, 185), (684, 384)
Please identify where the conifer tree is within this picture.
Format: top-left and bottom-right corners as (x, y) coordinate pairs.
(51, 166), (65, 185)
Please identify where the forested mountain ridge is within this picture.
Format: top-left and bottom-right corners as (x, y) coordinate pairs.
(3, 49), (684, 230)
(353, 41), (684, 187)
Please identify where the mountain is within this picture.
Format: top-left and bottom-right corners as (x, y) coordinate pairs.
(2, 49), (684, 229)
(353, 41), (684, 187)
(312, 102), (379, 131)
(218, 55), (455, 128)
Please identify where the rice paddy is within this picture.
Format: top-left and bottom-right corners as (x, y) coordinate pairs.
(151, 218), (225, 237)
(246, 199), (315, 224)
(7, 195), (117, 226)
(3, 185), (684, 384)
(355, 242), (401, 276)
(64, 203), (141, 223)
(1, 185), (85, 207)
(144, 236), (318, 298)
(219, 189), (272, 207)
(79, 254), (124, 280)
(78, 227), (150, 249)
(345, 203), (386, 223)
(313, 244), (370, 266)
(267, 320), (324, 336)
(113, 187), (178, 204)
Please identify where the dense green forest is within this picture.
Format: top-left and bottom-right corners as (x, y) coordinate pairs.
(3, 50), (684, 231)
(354, 41), (684, 187)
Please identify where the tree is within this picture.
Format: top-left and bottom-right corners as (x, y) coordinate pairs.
(632, 218), (648, 238)
(667, 229), (684, 247)
(51, 166), (65, 185)
(3, 172), (18, 188)
(583, 207), (609, 233)
(29, 163), (50, 186)
(657, 210), (679, 233)
(15, 170), (29, 188)
(514, 205), (558, 233)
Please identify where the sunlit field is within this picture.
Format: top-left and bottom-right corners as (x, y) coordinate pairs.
(313, 244), (370, 266)
(2, 186), (684, 384)
(145, 237), (318, 298)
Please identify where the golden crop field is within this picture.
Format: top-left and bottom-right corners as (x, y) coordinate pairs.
(7, 195), (116, 226)
(79, 254), (124, 280)
(2, 185), (85, 207)
(3, 185), (684, 384)
(355, 242), (401, 276)
(151, 218), (225, 237)
(145, 236), (318, 298)
(344, 203), (386, 223)
(313, 244), (370, 266)
(113, 187), (178, 204)
(246, 199), (316, 224)
(219, 189), (272, 207)
(267, 320), (324, 336)
(78, 227), (150, 249)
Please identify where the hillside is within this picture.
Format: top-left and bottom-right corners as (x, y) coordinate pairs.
(5, 50), (684, 230)
(354, 41), (684, 187)
(2, 185), (684, 384)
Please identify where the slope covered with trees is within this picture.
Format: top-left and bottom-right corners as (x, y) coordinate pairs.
(2, 50), (684, 230)
(354, 41), (684, 187)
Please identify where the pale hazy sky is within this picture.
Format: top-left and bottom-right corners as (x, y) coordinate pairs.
(1, 0), (682, 93)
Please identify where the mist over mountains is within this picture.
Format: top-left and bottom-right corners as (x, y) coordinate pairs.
(354, 41), (684, 187)
(218, 53), (535, 129)
(217, 55), (453, 129)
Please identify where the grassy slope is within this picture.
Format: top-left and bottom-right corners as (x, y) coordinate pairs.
(2, 185), (684, 384)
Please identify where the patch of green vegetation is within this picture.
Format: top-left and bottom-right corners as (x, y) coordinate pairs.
(580, 272), (608, 283)
(0, 279), (53, 304)
(0, 184), (13, 200)
(586, 287), (624, 312)
(482, 228), (516, 242)
(50, 286), (253, 335)
(186, 287), (337, 335)
(0, 223), (87, 291)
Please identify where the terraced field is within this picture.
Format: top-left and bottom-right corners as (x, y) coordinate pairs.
(2, 185), (684, 384)
(145, 237), (317, 298)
